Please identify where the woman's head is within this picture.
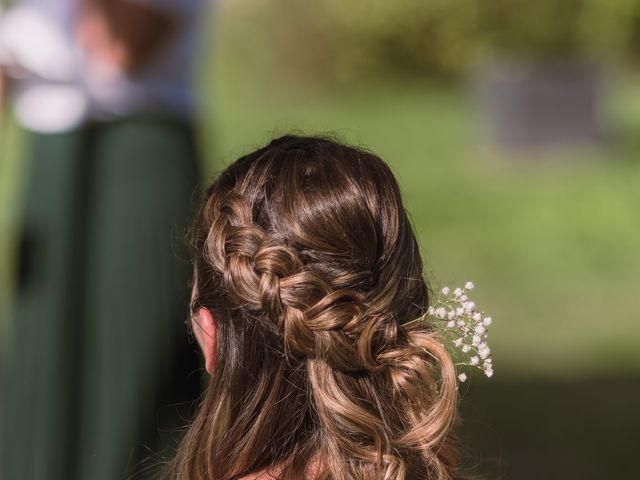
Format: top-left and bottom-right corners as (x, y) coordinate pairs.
(174, 135), (460, 480)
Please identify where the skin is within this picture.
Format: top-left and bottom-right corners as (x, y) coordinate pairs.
(0, 1), (178, 118)
(192, 307), (217, 375)
(77, 0), (178, 73)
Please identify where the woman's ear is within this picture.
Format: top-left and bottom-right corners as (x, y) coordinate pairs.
(193, 307), (217, 375)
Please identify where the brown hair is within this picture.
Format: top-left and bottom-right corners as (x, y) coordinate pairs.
(170, 135), (460, 479)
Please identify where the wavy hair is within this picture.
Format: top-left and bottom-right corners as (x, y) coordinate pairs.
(169, 135), (460, 479)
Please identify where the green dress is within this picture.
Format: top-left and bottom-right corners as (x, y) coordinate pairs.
(1, 117), (202, 480)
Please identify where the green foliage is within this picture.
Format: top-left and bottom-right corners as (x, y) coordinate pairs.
(474, 0), (640, 61)
(227, 0), (478, 82)
(221, 0), (640, 84)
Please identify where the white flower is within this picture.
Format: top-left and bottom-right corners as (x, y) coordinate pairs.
(478, 345), (491, 359)
(427, 280), (494, 382)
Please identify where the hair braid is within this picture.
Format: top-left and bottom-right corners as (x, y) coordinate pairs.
(202, 186), (381, 371)
(173, 135), (461, 480)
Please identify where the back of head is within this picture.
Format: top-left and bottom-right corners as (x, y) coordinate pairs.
(173, 135), (460, 480)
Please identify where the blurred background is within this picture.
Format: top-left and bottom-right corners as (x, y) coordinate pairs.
(2, 0), (640, 479)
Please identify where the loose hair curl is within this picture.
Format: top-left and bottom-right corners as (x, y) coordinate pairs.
(170, 135), (460, 480)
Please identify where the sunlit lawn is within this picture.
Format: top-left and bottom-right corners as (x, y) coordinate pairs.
(200, 10), (640, 379)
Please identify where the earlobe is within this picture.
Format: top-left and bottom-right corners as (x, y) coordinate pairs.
(195, 307), (217, 375)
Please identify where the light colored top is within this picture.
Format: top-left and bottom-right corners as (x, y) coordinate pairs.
(0, 0), (205, 132)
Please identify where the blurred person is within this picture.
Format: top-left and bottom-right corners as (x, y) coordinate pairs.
(0, 1), (207, 479)
(170, 135), (462, 480)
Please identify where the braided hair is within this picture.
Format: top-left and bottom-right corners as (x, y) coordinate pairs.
(170, 135), (460, 480)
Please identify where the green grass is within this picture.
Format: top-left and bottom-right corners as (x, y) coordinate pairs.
(197, 6), (640, 378)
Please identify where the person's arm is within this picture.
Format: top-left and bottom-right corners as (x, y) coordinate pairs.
(77, 0), (179, 73)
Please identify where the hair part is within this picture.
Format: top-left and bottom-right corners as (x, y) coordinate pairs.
(170, 135), (460, 479)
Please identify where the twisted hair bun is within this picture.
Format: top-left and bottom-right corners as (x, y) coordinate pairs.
(177, 135), (460, 480)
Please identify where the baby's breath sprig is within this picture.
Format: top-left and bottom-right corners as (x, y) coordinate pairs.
(426, 281), (494, 382)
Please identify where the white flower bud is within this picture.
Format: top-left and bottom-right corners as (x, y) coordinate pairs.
(435, 280), (495, 381)
(478, 346), (491, 359)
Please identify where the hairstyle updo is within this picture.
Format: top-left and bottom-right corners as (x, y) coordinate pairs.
(170, 135), (461, 480)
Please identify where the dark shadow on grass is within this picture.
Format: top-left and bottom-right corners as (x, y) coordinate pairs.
(458, 377), (640, 480)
